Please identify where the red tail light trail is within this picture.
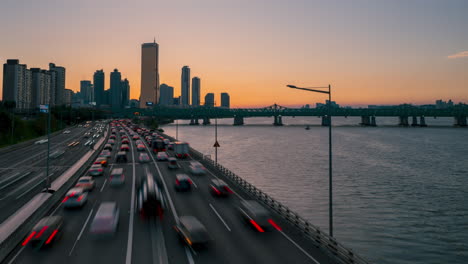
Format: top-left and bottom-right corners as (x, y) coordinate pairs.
(250, 220), (265, 232)
(22, 231), (36, 246)
(45, 230), (59, 244)
(268, 219), (282, 231)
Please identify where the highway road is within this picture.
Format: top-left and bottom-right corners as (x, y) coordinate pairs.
(5, 121), (333, 264)
(0, 124), (103, 224)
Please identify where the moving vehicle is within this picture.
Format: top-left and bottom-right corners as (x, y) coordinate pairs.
(22, 216), (63, 248)
(122, 138), (130, 145)
(99, 150), (112, 159)
(103, 144), (113, 151)
(168, 157), (178, 169)
(94, 157), (108, 167)
(174, 142), (189, 158)
(34, 139), (48, 145)
(120, 144), (130, 152)
(174, 216), (211, 250)
(88, 164), (104, 176)
(75, 176), (95, 192)
(189, 161), (206, 175)
(137, 144), (146, 151)
(175, 174), (192, 192)
(137, 171), (166, 218)
(209, 179), (232, 197)
(156, 152), (169, 161)
(151, 139), (166, 153)
(109, 168), (125, 186)
(62, 187), (88, 208)
(138, 153), (150, 163)
(63, 130), (71, 134)
(90, 202), (119, 237)
(107, 139), (115, 145)
(238, 200), (280, 232)
(116, 151), (128, 163)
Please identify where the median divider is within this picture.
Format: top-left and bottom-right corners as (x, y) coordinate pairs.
(162, 133), (370, 264)
(0, 125), (109, 262)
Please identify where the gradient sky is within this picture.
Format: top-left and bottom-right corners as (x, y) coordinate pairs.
(1, 0), (467, 107)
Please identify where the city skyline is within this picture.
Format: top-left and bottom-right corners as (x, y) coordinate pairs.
(0, 0), (467, 107)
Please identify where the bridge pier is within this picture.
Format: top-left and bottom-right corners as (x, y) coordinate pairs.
(419, 116), (427, 127)
(321, 115), (330, 126)
(233, 116), (244, 126)
(273, 115), (283, 126)
(360, 116), (371, 126)
(189, 118), (200, 125)
(411, 116), (418, 127)
(370, 116), (377, 126)
(454, 116), (467, 127)
(202, 117), (211, 125)
(398, 116), (409, 126)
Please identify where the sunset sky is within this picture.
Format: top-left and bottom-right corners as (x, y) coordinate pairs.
(1, 0), (467, 107)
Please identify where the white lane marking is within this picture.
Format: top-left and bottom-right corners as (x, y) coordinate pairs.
(100, 179), (108, 192)
(15, 177), (48, 199)
(7, 247), (25, 264)
(125, 130), (136, 264)
(279, 231), (320, 264)
(0, 172), (20, 186)
(188, 176), (198, 189)
(150, 217), (169, 264)
(69, 208), (94, 256)
(209, 203), (231, 232)
(185, 247), (196, 263)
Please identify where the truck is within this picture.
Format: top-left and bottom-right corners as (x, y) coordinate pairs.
(174, 142), (190, 159)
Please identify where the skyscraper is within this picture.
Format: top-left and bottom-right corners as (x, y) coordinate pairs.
(140, 41), (159, 108)
(159, 83), (174, 105)
(2, 59), (31, 109)
(221, 92), (230, 108)
(204, 93), (214, 107)
(49, 63), (65, 106)
(80, 80), (93, 104)
(181, 66), (190, 106)
(31, 68), (52, 107)
(110, 69), (122, 109)
(192, 77), (200, 106)
(93, 69), (105, 106)
(121, 78), (130, 108)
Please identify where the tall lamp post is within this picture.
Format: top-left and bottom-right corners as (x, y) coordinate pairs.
(287, 84), (334, 237)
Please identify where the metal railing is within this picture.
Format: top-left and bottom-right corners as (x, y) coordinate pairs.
(163, 133), (370, 264)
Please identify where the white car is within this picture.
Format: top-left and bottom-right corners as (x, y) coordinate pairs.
(156, 152), (169, 161)
(63, 187), (88, 208)
(189, 161), (206, 175)
(34, 139), (48, 145)
(90, 202), (119, 237)
(63, 130), (71, 134)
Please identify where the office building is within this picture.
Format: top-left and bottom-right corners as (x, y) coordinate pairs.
(110, 69), (122, 109)
(221, 92), (230, 108)
(192, 77), (200, 106)
(2, 59), (31, 109)
(129, 99), (139, 108)
(30, 68), (52, 107)
(204, 93), (214, 107)
(49, 63), (65, 106)
(121, 78), (130, 108)
(80, 80), (93, 104)
(159, 83), (174, 105)
(140, 41), (159, 108)
(93, 69), (105, 106)
(103, 90), (111, 106)
(173, 96), (181, 106)
(64, 89), (73, 106)
(181, 66), (190, 106)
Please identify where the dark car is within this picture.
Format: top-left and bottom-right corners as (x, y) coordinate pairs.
(238, 200), (280, 232)
(209, 179), (232, 197)
(175, 174), (192, 192)
(116, 151), (128, 163)
(174, 216), (211, 250)
(137, 172), (166, 219)
(103, 144), (113, 151)
(22, 216), (64, 248)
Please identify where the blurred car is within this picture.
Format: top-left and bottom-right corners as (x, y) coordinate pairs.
(90, 202), (119, 237)
(122, 138), (130, 144)
(174, 216), (211, 250)
(156, 152), (169, 161)
(175, 174), (192, 192)
(137, 172), (166, 218)
(63, 130), (71, 134)
(238, 200), (280, 232)
(110, 134), (116, 139)
(103, 144), (113, 151)
(163, 139), (170, 145)
(132, 135), (140, 140)
(167, 142), (174, 150)
(120, 144), (130, 152)
(109, 168), (125, 186)
(34, 139), (48, 145)
(93, 157), (108, 167)
(116, 151), (128, 163)
(137, 144), (146, 151)
(107, 139), (115, 145)
(189, 161), (206, 175)
(167, 157), (178, 169)
(75, 176), (95, 192)
(135, 139), (143, 145)
(88, 164), (104, 176)
(99, 150), (112, 159)
(62, 187), (88, 208)
(138, 153), (150, 163)
(22, 216), (63, 248)
(209, 179), (232, 197)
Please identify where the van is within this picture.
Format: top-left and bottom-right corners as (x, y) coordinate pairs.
(116, 151), (127, 163)
(90, 202), (119, 237)
(137, 172), (166, 218)
(109, 168), (125, 186)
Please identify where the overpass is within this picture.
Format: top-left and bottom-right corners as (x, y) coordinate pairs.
(0, 121), (370, 264)
(121, 104), (468, 127)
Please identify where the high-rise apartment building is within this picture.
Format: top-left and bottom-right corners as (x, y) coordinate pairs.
(93, 69), (105, 106)
(110, 69), (122, 109)
(63, 89), (73, 106)
(49, 63), (65, 106)
(221, 92), (230, 108)
(121, 78), (130, 108)
(2, 59), (31, 109)
(181, 66), (190, 106)
(191, 77), (200, 106)
(31, 68), (52, 107)
(80, 80), (93, 104)
(159, 83), (174, 105)
(204, 93), (215, 107)
(140, 41), (159, 108)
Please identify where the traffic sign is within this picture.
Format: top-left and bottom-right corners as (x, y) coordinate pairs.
(213, 141), (220, 148)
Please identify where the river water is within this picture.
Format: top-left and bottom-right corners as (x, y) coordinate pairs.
(162, 116), (468, 264)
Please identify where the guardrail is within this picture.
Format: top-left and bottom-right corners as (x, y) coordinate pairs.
(162, 133), (370, 264)
(0, 125), (108, 262)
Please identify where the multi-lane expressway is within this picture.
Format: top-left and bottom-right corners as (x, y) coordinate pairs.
(3, 122), (334, 264)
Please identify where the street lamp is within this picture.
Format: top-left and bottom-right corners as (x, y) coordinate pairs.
(287, 84), (334, 237)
